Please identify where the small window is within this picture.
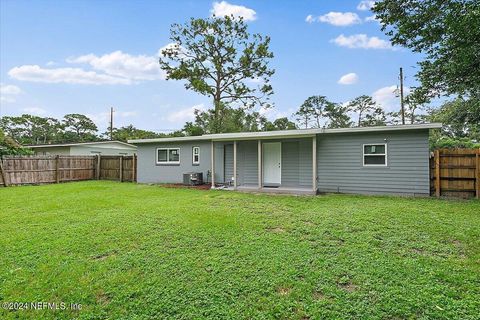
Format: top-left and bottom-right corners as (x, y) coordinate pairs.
(192, 146), (200, 164)
(157, 148), (180, 164)
(363, 144), (387, 166)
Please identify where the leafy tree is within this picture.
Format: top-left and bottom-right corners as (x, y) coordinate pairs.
(323, 103), (352, 129)
(299, 96), (331, 128)
(160, 15), (275, 133)
(373, 0), (480, 100)
(62, 114), (98, 142)
(263, 117), (297, 131)
(347, 95), (381, 127)
(429, 98), (480, 140)
(294, 103), (313, 129)
(107, 125), (165, 142)
(0, 114), (61, 145)
(361, 107), (387, 127)
(182, 107), (267, 136)
(0, 129), (33, 156)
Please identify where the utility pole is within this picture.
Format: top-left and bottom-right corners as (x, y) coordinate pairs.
(399, 67), (405, 125)
(109, 107), (114, 140)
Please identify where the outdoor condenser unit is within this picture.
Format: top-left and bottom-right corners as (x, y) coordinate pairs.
(183, 172), (203, 186)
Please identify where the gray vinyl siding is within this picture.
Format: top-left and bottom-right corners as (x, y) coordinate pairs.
(136, 141), (213, 184)
(316, 130), (430, 196)
(237, 141), (258, 186)
(224, 144), (234, 184)
(281, 139), (312, 187)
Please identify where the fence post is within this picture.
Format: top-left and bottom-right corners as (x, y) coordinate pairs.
(0, 157), (8, 187)
(96, 154), (101, 180)
(119, 156), (123, 182)
(476, 149), (479, 199)
(55, 155), (60, 183)
(435, 149), (441, 197)
(133, 154), (137, 182)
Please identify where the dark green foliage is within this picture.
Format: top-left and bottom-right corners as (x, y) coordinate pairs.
(294, 96), (353, 129)
(0, 129), (33, 156)
(373, 0), (480, 99)
(347, 95), (386, 127)
(106, 125), (166, 142)
(159, 15), (275, 133)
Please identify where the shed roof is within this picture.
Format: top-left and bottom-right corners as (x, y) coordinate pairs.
(128, 123), (442, 144)
(26, 140), (137, 149)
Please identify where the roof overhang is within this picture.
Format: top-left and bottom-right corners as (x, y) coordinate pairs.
(25, 140), (137, 149)
(128, 123), (442, 144)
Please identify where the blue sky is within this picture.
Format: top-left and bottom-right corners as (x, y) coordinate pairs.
(0, 0), (422, 132)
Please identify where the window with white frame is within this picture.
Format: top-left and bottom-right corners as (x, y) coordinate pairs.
(192, 146), (200, 164)
(156, 148), (180, 164)
(363, 144), (387, 166)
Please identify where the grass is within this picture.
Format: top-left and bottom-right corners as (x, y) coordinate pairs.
(0, 181), (479, 319)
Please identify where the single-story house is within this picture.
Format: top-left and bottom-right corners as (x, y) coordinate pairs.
(26, 141), (137, 156)
(128, 123), (442, 196)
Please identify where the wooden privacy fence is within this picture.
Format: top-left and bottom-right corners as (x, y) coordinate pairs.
(430, 149), (480, 198)
(0, 155), (136, 187)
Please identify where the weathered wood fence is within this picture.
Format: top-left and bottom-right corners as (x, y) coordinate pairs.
(430, 149), (480, 198)
(0, 155), (137, 187)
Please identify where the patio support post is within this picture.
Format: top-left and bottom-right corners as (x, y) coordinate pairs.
(211, 140), (215, 188)
(312, 136), (317, 193)
(233, 141), (237, 190)
(258, 140), (262, 189)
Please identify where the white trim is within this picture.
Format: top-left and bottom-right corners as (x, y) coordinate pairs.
(128, 123), (442, 144)
(156, 147), (180, 164)
(192, 146), (200, 164)
(362, 143), (388, 167)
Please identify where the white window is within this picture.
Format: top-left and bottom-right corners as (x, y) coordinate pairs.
(192, 146), (200, 164)
(156, 148), (180, 164)
(363, 144), (387, 166)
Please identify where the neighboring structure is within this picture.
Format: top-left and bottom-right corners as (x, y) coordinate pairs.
(129, 123), (442, 196)
(26, 141), (137, 156)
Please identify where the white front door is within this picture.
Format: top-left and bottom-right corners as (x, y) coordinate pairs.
(263, 142), (281, 186)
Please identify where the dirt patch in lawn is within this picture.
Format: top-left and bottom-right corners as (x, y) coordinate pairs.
(161, 183), (211, 190)
(91, 251), (117, 261)
(267, 227), (286, 233)
(277, 287), (292, 296)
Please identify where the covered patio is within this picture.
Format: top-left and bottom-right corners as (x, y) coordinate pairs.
(210, 136), (318, 195)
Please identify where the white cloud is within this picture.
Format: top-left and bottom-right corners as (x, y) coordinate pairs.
(331, 34), (393, 50)
(23, 107), (47, 115)
(372, 85), (411, 111)
(338, 73), (359, 85)
(210, 1), (257, 21)
(9, 65), (131, 85)
(305, 14), (316, 23)
(67, 50), (164, 81)
(0, 84), (22, 103)
(357, 1), (375, 11)
(319, 12), (361, 26)
(46, 61), (56, 66)
(166, 104), (205, 123)
(365, 15), (379, 22)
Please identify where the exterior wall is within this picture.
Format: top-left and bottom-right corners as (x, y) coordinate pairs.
(70, 145), (136, 156)
(137, 141), (213, 184)
(224, 144), (234, 184)
(316, 130), (430, 196)
(31, 143), (136, 156)
(224, 138), (313, 188)
(32, 146), (71, 155)
(237, 141), (259, 186)
(282, 139), (312, 188)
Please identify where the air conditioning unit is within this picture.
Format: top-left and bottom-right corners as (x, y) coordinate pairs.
(183, 172), (203, 186)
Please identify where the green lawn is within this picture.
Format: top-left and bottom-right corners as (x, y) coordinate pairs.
(0, 181), (479, 319)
